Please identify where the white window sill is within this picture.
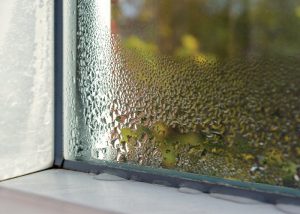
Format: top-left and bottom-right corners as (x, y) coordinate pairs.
(0, 169), (298, 214)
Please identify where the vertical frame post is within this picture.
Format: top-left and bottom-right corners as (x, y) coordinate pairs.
(54, 0), (64, 167)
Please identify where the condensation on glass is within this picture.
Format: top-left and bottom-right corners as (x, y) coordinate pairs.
(65, 0), (300, 189)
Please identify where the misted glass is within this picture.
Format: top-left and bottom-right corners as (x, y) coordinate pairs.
(66, 0), (300, 189)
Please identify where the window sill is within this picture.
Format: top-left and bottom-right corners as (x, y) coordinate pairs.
(1, 169), (298, 214)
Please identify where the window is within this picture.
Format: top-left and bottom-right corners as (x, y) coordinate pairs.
(63, 0), (300, 199)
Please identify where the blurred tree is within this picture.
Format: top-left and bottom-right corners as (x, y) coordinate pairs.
(113, 0), (300, 58)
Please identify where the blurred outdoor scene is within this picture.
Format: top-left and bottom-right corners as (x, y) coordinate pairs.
(112, 0), (300, 60)
(75, 0), (300, 188)
(109, 0), (300, 187)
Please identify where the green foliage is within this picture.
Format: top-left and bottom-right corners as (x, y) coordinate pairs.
(123, 36), (158, 55)
(160, 144), (177, 168)
(114, 0), (300, 58)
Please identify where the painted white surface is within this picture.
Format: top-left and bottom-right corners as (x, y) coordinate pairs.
(0, 169), (293, 214)
(0, 187), (118, 214)
(0, 0), (54, 180)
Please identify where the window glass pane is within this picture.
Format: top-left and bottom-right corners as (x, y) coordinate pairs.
(66, 0), (300, 190)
